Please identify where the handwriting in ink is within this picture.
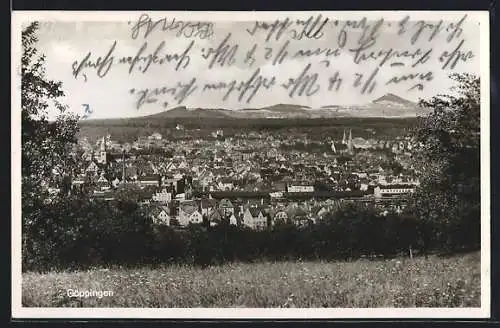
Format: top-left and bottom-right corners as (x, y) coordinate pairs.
(201, 33), (239, 69)
(129, 13), (214, 40)
(386, 71), (434, 86)
(399, 14), (466, 45)
(246, 18), (292, 42)
(293, 45), (341, 60)
(410, 19), (444, 45)
(337, 17), (382, 48)
(439, 39), (474, 70)
(397, 16), (410, 37)
(119, 40), (193, 73)
(281, 63), (321, 98)
(264, 40), (290, 65)
(289, 15), (329, 40)
(72, 41), (117, 81)
(349, 42), (433, 68)
(246, 15), (328, 42)
(353, 68), (379, 94)
(327, 71), (343, 92)
(358, 18), (384, 47)
(244, 44), (258, 67)
(130, 78), (198, 110)
(203, 68), (276, 104)
(81, 104), (93, 119)
(445, 14), (467, 42)
(408, 84), (425, 91)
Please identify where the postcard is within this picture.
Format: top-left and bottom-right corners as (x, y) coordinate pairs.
(11, 10), (490, 319)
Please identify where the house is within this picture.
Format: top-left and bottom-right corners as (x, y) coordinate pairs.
(207, 208), (224, 226)
(138, 175), (160, 187)
(92, 190), (115, 201)
(178, 201), (203, 226)
(272, 210), (288, 226)
(201, 198), (218, 216)
(286, 205), (310, 226)
(71, 174), (87, 188)
(242, 207), (267, 230)
(149, 132), (162, 141)
(219, 198), (235, 216)
(166, 162), (177, 172)
(270, 191), (284, 199)
(240, 149), (254, 161)
(96, 174), (111, 191)
(374, 185), (416, 197)
(287, 181), (314, 193)
(152, 188), (173, 203)
(178, 161), (188, 170)
(218, 178), (234, 191)
(85, 161), (100, 174)
(228, 212), (238, 226)
(150, 206), (171, 225)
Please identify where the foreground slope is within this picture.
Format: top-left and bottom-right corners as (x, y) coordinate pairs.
(23, 252), (480, 308)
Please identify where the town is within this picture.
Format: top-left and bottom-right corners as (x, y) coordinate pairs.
(49, 125), (422, 230)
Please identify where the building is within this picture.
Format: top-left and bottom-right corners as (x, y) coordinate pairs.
(218, 178), (234, 191)
(374, 185), (416, 198)
(149, 132), (162, 141)
(178, 201), (203, 226)
(219, 198), (235, 216)
(242, 207), (267, 230)
(272, 210), (288, 225)
(138, 175), (161, 187)
(151, 206), (171, 225)
(287, 182), (314, 193)
(152, 188), (173, 203)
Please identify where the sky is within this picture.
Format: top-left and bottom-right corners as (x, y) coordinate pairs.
(26, 12), (481, 119)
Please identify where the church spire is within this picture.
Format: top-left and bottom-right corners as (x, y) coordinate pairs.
(348, 129), (353, 153)
(100, 136), (107, 164)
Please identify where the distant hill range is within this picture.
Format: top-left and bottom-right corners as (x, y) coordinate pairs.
(82, 93), (430, 126)
(372, 93), (417, 106)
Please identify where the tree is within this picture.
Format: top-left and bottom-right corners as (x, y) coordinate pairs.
(21, 22), (80, 269)
(22, 22), (80, 199)
(409, 73), (480, 251)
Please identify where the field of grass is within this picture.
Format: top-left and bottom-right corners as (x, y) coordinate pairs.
(22, 252), (480, 308)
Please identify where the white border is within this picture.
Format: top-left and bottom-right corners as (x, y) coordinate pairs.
(11, 10), (491, 319)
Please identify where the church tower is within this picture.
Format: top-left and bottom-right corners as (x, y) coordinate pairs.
(100, 136), (107, 165)
(347, 129), (353, 154)
(342, 129), (347, 145)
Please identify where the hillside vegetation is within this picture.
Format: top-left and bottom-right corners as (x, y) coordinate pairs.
(23, 251), (480, 308)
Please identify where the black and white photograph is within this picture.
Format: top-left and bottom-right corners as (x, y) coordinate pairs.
(12, 10), (490, 318)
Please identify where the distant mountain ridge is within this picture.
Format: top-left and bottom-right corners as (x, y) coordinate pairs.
(83, 93), (429, 124)
(372, 93), (416, 106)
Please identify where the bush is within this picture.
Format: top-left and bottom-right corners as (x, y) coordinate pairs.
(23, 198), (478, 272)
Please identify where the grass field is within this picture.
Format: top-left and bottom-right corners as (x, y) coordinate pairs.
(22, 252), (480, 308)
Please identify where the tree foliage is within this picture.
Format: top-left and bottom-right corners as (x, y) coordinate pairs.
(22, 22), (80, 202)
(22, 22), (81, 268)
(409, 73), (480, 251)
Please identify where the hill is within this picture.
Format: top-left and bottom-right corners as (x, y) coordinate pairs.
(372, 93), (416, 106)
(142, 106), (231, 119)
(82, 93), (428, 124)
(78, 94), (427, 141)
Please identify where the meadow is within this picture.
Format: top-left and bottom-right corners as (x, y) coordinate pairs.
(22, 251), (480, 308)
